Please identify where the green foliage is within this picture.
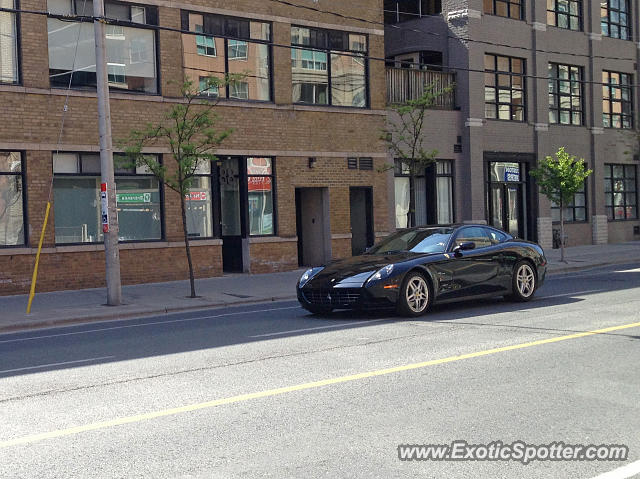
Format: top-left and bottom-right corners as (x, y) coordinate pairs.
(530, 147), (593, 206)
(382, 85), (453, 175)
(120, 75), (243, 195)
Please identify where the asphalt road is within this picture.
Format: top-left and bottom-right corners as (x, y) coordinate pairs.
(1, 264), (639, 479)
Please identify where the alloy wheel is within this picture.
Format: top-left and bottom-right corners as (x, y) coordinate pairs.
(406, 276), (429, 313)
(516, 264), (535, 298)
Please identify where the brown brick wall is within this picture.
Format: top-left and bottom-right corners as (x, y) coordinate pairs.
(0, 0), (388, 294)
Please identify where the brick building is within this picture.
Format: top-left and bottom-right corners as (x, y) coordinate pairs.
(0, 0), (392, 294)
(384, 0), (640, 249)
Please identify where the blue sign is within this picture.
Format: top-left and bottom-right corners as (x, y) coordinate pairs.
(504, 166), (520, 182)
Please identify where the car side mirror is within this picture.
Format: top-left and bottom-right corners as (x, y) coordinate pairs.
(452, 241), (475, 257)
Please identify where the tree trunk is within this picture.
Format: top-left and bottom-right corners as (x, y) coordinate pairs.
(559, 198), (565, 263)
(408, 174), (416, 228)
(180, 190), (197, 298)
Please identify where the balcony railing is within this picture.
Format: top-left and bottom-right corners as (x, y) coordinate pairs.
(386, 67), (456, 109)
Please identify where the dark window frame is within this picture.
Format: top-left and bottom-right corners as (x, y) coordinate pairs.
(181, 10), (273, 103)
(291, 25), (369, 109)
(547, 0), (582, 30)
(51, 152), (165, 245)
(604, 163), (638, 221)
(601, 0), (631, 40)
(47, 0), (160, 94)
(551, 180), (588, 223)
(483, 0), (524, 20)
(0, 150), (27, 248)
(0, 0), (20, 85)
(548, 63), (584, 126)
(602, 70), (633, 129)
(384, 0), (443, 24)
(484, 54), (526, 122)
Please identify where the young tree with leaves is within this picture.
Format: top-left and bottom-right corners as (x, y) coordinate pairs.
(530, 147), (593, 262)
(382, 85), (453, 228)
(121, 76), (238, 298)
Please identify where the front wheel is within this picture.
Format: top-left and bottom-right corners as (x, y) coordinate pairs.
(506, 261), (537, 302)
(396, 272), (432, 317)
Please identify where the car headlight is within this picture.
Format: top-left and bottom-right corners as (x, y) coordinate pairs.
(298, 267), (323, 288)
(367, 264), (394, 283)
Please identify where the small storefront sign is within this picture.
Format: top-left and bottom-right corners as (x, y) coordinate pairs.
(248, 176), (272, 192)
(504, 166), (520, 182)
(117, 192), (151, 204)
(185, 191), (208, 201)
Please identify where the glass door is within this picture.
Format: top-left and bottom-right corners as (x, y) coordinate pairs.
(487, 162), (525, 238)
(218, 157), (245, 272)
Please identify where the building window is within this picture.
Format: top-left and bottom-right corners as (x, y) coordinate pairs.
(604, 164), (637, 220)
(195, 25), (216, 56)
(181, 11), (271, 102)
(0, 151), (25, 246)
(384, 0), (442, 24)
(186, 161), (214, 239)
(602, 71), (633, 129)
(484, 54), (525, 121)
(52, 153), (162, 244)
(0, 0), (18, 84)
(47, 0), (158, 93)
(198, 77), (219, 97)
(291, 26), (368, 108)
(551, 182), (586, 222)
(483, 0), (523, 19)
(601, 0), (631, 39)
(394, 159), (454, 228)
(247, 158), (274, 236)
(547, 0), (581, 30)
(549, 63), (583, 125)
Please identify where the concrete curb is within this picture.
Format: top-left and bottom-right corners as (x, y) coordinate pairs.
(2, 259), (639, 334)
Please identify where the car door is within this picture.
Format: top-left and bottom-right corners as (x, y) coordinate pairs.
(445, 226), (503, 298)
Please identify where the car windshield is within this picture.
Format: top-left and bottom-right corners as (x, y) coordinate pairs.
(367, 228), (453, 254)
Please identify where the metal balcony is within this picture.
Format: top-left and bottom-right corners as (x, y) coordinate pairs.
(386, 67), (456, 109)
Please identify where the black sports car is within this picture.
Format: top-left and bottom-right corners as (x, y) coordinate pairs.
(297, 224), (547, 317)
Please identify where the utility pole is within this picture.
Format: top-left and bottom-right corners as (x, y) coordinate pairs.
(93, 0), (122, 305)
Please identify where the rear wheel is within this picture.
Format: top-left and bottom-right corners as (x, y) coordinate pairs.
(396, 272), (431, 317)
(301, 304), (333, 315)
(506, 261), (537, 302)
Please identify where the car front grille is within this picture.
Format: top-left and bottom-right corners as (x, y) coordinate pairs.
(303, 288), (362, 306)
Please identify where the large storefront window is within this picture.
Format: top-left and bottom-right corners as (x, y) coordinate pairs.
(291, 26), (367, 108)
(551, 182), (586, 222)
(53, 153), (162, 243)
(47, 0), (158, 93)
(181, 12), (271, 102)
(394, 159), (454, 228)
(0, 0), (18, 84)
(0, 152), (25, 246)
(247, 157), (274, 236)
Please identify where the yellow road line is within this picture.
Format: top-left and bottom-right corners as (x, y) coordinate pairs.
(3, 320), (640, 448)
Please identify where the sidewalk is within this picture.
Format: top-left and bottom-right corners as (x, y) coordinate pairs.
(1, 241), (639, 332)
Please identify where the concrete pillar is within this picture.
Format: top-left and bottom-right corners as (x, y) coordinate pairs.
(592, 215), (608, 244)
(536, 217), (553, 250)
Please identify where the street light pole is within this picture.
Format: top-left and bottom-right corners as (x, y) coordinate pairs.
(93, 0), (122, 305)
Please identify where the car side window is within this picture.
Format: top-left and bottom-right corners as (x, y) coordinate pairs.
(453, 227), (492, 249)
(485, 228), (507, 245)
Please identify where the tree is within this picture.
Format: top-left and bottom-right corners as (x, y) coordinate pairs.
(382, 84), (453, 228)
(121, 77), (238, 298)
(529, 147), (593, 262)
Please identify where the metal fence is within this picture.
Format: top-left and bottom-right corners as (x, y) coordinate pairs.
(386, 67), (456, 109)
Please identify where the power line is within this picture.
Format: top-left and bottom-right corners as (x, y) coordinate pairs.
(262, 0), (638, 62)
(2, 5), (640, 89)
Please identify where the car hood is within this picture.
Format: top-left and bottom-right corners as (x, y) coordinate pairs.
(305, 252), (421, 288)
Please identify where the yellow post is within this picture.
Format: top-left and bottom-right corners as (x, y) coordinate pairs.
(26, 202), (51, 314)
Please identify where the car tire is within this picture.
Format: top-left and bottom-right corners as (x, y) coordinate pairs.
(396, 271), (432, 317)
(301, 304), (333, 315)
(506, 260), (537, 302)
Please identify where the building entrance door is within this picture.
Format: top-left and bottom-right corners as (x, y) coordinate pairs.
(218, 157), (246, 272)
(295, 187), (331, 267)
(487, 162), (526, 238)
(349, 187), (374, 256)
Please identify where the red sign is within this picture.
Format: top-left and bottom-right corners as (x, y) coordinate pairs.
(248, 176), (272, 192)
(185, 191), (207, 201)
